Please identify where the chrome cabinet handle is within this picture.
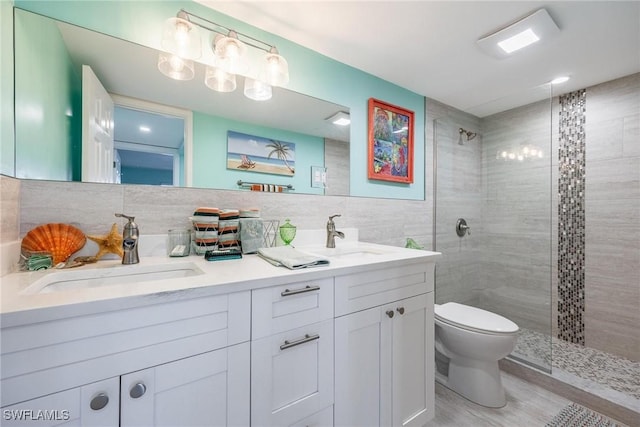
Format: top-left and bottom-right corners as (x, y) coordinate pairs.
(397, 307), (405, 315)
(129, 383), (147, 399)
(280, 333), (320, 350)
(281, 285), (320, 297)
(90, 393), (109, 411)
(386, 310), (394, 318)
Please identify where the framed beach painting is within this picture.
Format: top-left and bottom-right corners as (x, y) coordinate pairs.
(367, 98), (414, 184)
(227, 131), (295, 177)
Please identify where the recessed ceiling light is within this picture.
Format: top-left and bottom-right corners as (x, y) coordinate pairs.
(139, 125), (151, 133)
(477, 9), (559, 59)
(551, 76), (570, 85)
(326, 111), (350, 126)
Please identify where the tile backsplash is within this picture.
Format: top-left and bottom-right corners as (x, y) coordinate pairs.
(2, 175), (432, 258)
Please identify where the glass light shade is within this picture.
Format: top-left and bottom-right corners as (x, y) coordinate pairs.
(161, 17), (201, 60)
(158, 52), (195, 81)
(244, 77), (272, 101)
(214, 32), (250, 75)
(263, 49), (289, 86)
(204, 66), (237, 92)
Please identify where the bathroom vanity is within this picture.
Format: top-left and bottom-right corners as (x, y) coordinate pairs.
(0, 242), (439, 426)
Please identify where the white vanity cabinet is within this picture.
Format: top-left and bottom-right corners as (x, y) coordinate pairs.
(251, 278), (335, 427)
(1, 377), (120, 426)
(334, 263), (435, 427)
(2, 345), (250, 427)
(120, 342), (250, 426)
(1, 291), (251, 426)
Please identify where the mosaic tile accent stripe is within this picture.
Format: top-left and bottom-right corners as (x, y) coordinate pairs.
(558, 89), (587, 345)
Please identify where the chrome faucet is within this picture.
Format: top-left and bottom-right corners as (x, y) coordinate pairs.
(326, 214), (345, 248)
(115, 213), (139, 264)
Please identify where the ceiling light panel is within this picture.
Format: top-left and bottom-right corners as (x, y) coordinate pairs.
(477, 9), (560, 59)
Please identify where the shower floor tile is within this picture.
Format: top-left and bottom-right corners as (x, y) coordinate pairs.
(513, 328), (640, 412)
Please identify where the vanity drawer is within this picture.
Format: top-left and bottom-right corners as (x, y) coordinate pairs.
(0, 291), (250, 407)
(334, 262), (434, 316)
(251, 319), (334, 427)
(252, 278), (334, 340)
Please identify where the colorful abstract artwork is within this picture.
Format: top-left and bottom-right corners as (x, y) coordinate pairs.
(367, 98), (414, 183)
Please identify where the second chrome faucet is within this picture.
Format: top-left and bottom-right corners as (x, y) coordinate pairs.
(326, 214), (345, 248)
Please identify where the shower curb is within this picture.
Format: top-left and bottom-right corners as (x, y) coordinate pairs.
(499, 358), (638, 427)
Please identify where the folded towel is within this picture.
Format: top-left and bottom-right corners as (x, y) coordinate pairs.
(257, 246), (330, 270)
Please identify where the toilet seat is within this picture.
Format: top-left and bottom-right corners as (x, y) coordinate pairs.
(435, 303), (519, 335)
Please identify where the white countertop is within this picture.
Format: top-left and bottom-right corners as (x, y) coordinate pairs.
(0, 241), (440, 327)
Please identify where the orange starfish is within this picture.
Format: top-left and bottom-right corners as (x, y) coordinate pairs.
(87, 223), (124, 260)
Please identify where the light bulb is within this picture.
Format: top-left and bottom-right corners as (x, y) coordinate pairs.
(161, 17), (201, 60)
(263, 48), (289, 86)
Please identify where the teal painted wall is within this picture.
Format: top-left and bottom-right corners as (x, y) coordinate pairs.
(13, 9), (81, 181)
(1, 0), (15, 176)
(13, 0), (425, 200)
(193, 113), (324, 195)
(121, 166), (173, 186)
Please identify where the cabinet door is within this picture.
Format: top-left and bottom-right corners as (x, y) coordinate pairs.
(391, 293), (434, 427)
(335, 293), (434, 427)
(252, 319), (334, 426)
(1, 377), (119, 427)
(334, 305), (392, 427)
(120, 342), (250, 427)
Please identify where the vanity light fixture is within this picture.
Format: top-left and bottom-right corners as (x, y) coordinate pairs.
(477, 9), (559, 59)
(158, 9), (289, 99)
(551, 76), (570, 85)
(326, 111), (351, 126)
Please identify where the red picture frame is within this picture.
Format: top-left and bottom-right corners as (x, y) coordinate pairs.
(367, 98), (414, 184)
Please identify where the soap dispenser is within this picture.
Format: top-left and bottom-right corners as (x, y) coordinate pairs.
(115, 213), (139, 264)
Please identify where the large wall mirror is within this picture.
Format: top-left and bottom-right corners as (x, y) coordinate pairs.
(12, 9), (350, 196)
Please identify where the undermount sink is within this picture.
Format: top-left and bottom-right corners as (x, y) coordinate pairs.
(22, 262), (205, 295)
(304, 246), (388, 259)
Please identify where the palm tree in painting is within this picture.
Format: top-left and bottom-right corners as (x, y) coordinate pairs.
(266, 140), (295, 173)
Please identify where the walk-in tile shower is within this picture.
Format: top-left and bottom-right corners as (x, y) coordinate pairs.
(431, 72), (639, 414)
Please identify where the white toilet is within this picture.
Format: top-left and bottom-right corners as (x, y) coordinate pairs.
(434, 302), (519, 408)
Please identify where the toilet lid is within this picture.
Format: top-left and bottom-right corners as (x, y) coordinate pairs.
(435, 302), (519, 334)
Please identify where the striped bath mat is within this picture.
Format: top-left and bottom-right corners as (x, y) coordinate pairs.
(546, 403), (623, 427)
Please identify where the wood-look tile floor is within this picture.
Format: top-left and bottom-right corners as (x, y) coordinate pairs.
(426, 370), (580, 427)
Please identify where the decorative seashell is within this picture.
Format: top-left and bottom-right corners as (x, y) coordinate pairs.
(21, 223), (86, 265)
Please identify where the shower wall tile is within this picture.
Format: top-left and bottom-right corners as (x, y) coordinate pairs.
(623, 114), (640, 157)
(583, 73), (640, 362)
(557, 88), (587, 346)
(479, 98), (553, 335)
(428, 98), (483, 305)
(324, 138), (350, 197)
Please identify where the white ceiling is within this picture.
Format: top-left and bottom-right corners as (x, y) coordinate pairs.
(198, 1), (640, 117)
